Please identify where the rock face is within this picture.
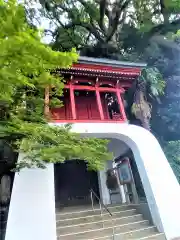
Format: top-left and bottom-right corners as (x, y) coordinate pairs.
(0, 140), (16, 240)
(0, 175), (12, 240)
(0, 175), (11, 204)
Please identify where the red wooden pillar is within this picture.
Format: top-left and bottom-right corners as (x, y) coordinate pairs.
(116, 89), (127, 121)
(44, 86), (50, 118)
(95, 85), (104, 120)
(69, 83), (76, 119)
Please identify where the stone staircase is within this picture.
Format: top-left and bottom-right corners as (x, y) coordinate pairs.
(56, 204), (166, 240)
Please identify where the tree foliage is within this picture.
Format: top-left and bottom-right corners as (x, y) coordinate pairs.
(145, 32), (180, 141)
(163, 141), (180, 182)
(32, 0), (180, 54)
(0, 0), (112, 171)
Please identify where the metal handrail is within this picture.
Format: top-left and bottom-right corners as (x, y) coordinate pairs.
(90, 188), (115, 240)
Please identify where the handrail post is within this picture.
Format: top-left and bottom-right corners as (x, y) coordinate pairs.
(99, 201), (104, 228)
(90, 191), (94, 211)
(112, 219), (115, 240)
(89, 189), (116, 240)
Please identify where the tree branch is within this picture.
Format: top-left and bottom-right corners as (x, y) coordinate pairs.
(160, 0), (169, 23)
(149, 18), (180, 36)
(85, 32), (91, 44)
(44, 29), (54, 36)
(150, 35), (180, 52)
(95, 0), (110, 20)
(57, 4), (77, 20)
(106, 0), (131, 42)
(77, 0), (105, 40)
(64, 21), (104, 42)
(47, 3), (103, 47)
(46, 5), (80, 49)
(99, 0), (107, 31)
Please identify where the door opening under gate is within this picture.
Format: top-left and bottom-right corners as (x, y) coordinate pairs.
(54, 160), (100, 207)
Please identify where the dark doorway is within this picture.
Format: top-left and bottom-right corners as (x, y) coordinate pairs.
(54, 160), (99, 207)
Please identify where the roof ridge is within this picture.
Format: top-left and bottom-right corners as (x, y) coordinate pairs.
(79, 56), (147, 68)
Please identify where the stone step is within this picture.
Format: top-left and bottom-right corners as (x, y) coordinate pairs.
(56, 208), (137, 221)
(56, 204), (133, 214)
(57, 214), (144, 234)
(57, 220), (151, 239)
(120, 227), (164, 240)
(135, 233), (166, 240)
(56, 204), (135, 219)
(91, 232), (166, 240)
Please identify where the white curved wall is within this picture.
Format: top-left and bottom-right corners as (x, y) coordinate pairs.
(6, 122), (180, 240)
(107, 139), (129, 158)
(51, 122), (180, 240)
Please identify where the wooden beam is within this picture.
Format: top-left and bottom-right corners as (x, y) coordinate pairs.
(51, 119), (125, 123)
(72, 63), (141, 74)
(64, 84), (122, 92)
(71, 79), (95, 85)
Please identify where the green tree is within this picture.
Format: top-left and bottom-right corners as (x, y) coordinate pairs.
(32, 0), (180, 53)
(0, 0), (112, 171)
